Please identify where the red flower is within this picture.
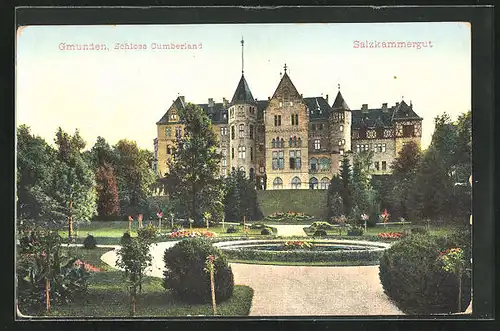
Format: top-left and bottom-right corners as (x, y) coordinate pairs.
(157, 211), (163, 218)
(128, 216), (133, 221)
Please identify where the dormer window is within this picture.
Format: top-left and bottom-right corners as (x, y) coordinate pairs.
(279, 102), (283, 107)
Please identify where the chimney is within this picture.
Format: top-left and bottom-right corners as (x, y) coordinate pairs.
(382, 103), (388, 111)
(223, 97), (228, 108)
(326, 94), (329, 103)
(208, 98), (215, 107)
(361, 104), (368, 112)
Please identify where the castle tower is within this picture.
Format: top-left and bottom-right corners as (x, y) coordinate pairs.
(264, 65), (309, 190)
(328, 85), (352, 173)
(227, 38), (258, 180)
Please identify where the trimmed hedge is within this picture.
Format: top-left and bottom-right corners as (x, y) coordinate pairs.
(379, 234), (471, 314)
(261, 228), (272, 235)
(257, 190), (328, 218)
(220, 245), (384, 264)
(83, 234), (97, 249)
(163, 238), (234, 304)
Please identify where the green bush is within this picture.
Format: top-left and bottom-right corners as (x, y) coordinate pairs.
(310, 221), (334, 230)
(347, 226), (364, 236)
(163, 238), (234, 304)
(249, 222), (266, 230)
(410, 227), (429, 236)
(313, 229), (328, 237)
(226, 226), (239, 234)
(261, 228), (272, 235)
(83, 234), (97, 249)
(379, 234), (471, 314)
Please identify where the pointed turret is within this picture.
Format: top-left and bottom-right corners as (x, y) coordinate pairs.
(332, 91), (350, 111)
(230, 74), (255, 105)
(270, 70), (302, 101)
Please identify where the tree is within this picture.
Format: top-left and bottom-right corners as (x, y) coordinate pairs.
(95, 162), (120, 217)
(114, 140), (157, 215)
(388, 141), (422, 219)
(351, 151), (374, 216)
(327, 176), (343, 218)
(16, 125), (58, 226)
(164, 103), (224, 226)
(338, 155), (353, 215)
(116, 228), (156, 316)
(89, 136), (116, 168)
(223, 169), (262, 222)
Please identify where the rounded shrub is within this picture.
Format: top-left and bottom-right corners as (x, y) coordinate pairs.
(313, 229), (328, 237)
(226, 225), (239, 234)
(379, 234), (471, 314)
(163, 237), (234, 304)
(261, 228), (272, 235)
(83, 234), (97, 249)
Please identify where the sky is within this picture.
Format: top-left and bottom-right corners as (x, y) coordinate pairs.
(16, 22), (471, 151)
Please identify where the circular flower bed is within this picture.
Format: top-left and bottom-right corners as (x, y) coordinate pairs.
(377, 232), (405, 239)
(214, 239), (390, 265)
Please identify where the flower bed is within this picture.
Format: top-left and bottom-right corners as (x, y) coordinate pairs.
(377, 232), (405, 239)
(283, 241), (314, 250)
(74, 259), (104, 272)
(168, 230), (216, 239)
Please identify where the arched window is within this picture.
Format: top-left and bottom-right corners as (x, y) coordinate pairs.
(320, 158), (331, 171)
(280, 138), (285, 148)
(231, 126), (235, 140)
(293, 136), (297, 147)
(291, 176), (301, 189)
(249, 168), (255, 181)
(320, 177), (330, 190)
(272, 138), (276, 148)
(309, 177), (318, 189)
(297, 137), (302, 147)
(273, 177), (283, 189)
(289, 137), (293, 147)
(310, 158), (318, 171)
(239, 166), (246, 177)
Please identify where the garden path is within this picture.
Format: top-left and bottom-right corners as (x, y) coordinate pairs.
(270, 224), (307, 237)
(100, 241), (403, 316)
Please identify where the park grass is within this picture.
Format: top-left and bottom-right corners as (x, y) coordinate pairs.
(303, 224), (459, 238)
(20, 247), (254, 318)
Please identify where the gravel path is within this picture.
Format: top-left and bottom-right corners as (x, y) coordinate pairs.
(99, 241), (402, 316)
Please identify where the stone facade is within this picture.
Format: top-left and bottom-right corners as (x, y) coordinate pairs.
(154, 67), (423, 190)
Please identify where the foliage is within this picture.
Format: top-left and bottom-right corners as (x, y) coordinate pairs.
(95, 162), (120, 217)
(17, 228), (90, 312)
(346, 226), (364, 236)
(264, 212), (314, 222)
(260, 228), (273, 235)
(313, 229), (328, 237)
(379, 234), (471, 314)
(309, 221), (335, 230)
(163, 238), (234, 304)
(168, 229), (216, 239)
(224, 169), (263, 222)
(83, 235), (97, 249)
(283, 241), (314, 250)
(338, 156), (353, 215)
(410, 227), (429, 236)
(164, 103), (225, 226)
(257, 190), (329, 219)
(226, 225), (239, 234)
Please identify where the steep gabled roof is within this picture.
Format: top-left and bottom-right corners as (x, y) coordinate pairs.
(231, 74), (255, 105)
(197, 102), (229, 124)
(303, 97), (331, 121)
(391, 100), (422, 121)
(331, 91), (350, 111)
(156, 96), (186, 125)
(270, 72), (302, 101)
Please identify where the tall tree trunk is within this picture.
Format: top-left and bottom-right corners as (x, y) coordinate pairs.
(130, 286), (136, 317)
(139, 272), (142, 293)
(210, 269), (217, 316)
(68, 199), (73, 241)
(458, 272), (462, 312)
(192, 182), (196, 226)
(45, 277), (50, 314)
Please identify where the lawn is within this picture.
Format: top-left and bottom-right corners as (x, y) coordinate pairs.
(19, 247), (254, 318)
(303, 224), (459, 238)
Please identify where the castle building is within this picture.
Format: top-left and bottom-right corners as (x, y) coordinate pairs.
(154, 42), (423, 190)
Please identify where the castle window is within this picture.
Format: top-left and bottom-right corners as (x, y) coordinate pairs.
(279, 102), (283, 107)
(382, 144), (386, 153)
(320, 177), (330, 190)
(374, 161), (380, 171)
(222, 158), (227, 167)
(272, 138), (276, 148)
(278, 151), (284, 169)
(231, 147), (234, 159)
(238, 146), (246, 159)
(290, 102), (294, 107)
(289, 150), (301, 170)
(231, 126), (235, 140)
(339, 125), (343, 132)
(340, 149), (344, 155)
(289, 137), (293, 147)
(293, 136), (297, 147)
(278, 115), (282, 126)
(314, 139), (321, 150)
(250, 125), (254, 139)
(280, 138), (285, 148)
(250, 147), (254, 161)
(297, 137), (302, 147)
(273, 177), (283, 189)
(249, 168), (255, 180)
(221, 148), (227, 157)
(166, 146), (172, 154)
(165, 127), (172, 137)
(320, 158), (331, 171)
(309, 177), (318, 189)
(274, 115), (278, 126)
(295, 114), (299, 126)
(239, 124), (245, 138)
(220, 127), (227, 136)
(175, 127), (182, 138)
(382, 161), (387, 171)
(291, 177), (301, 189)
(223, 113), (227, 120)
(272, 151), (278, 170)
(310, 158), (318, 171)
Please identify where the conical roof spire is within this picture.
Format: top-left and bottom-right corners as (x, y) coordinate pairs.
(332, 88), (350, 111)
